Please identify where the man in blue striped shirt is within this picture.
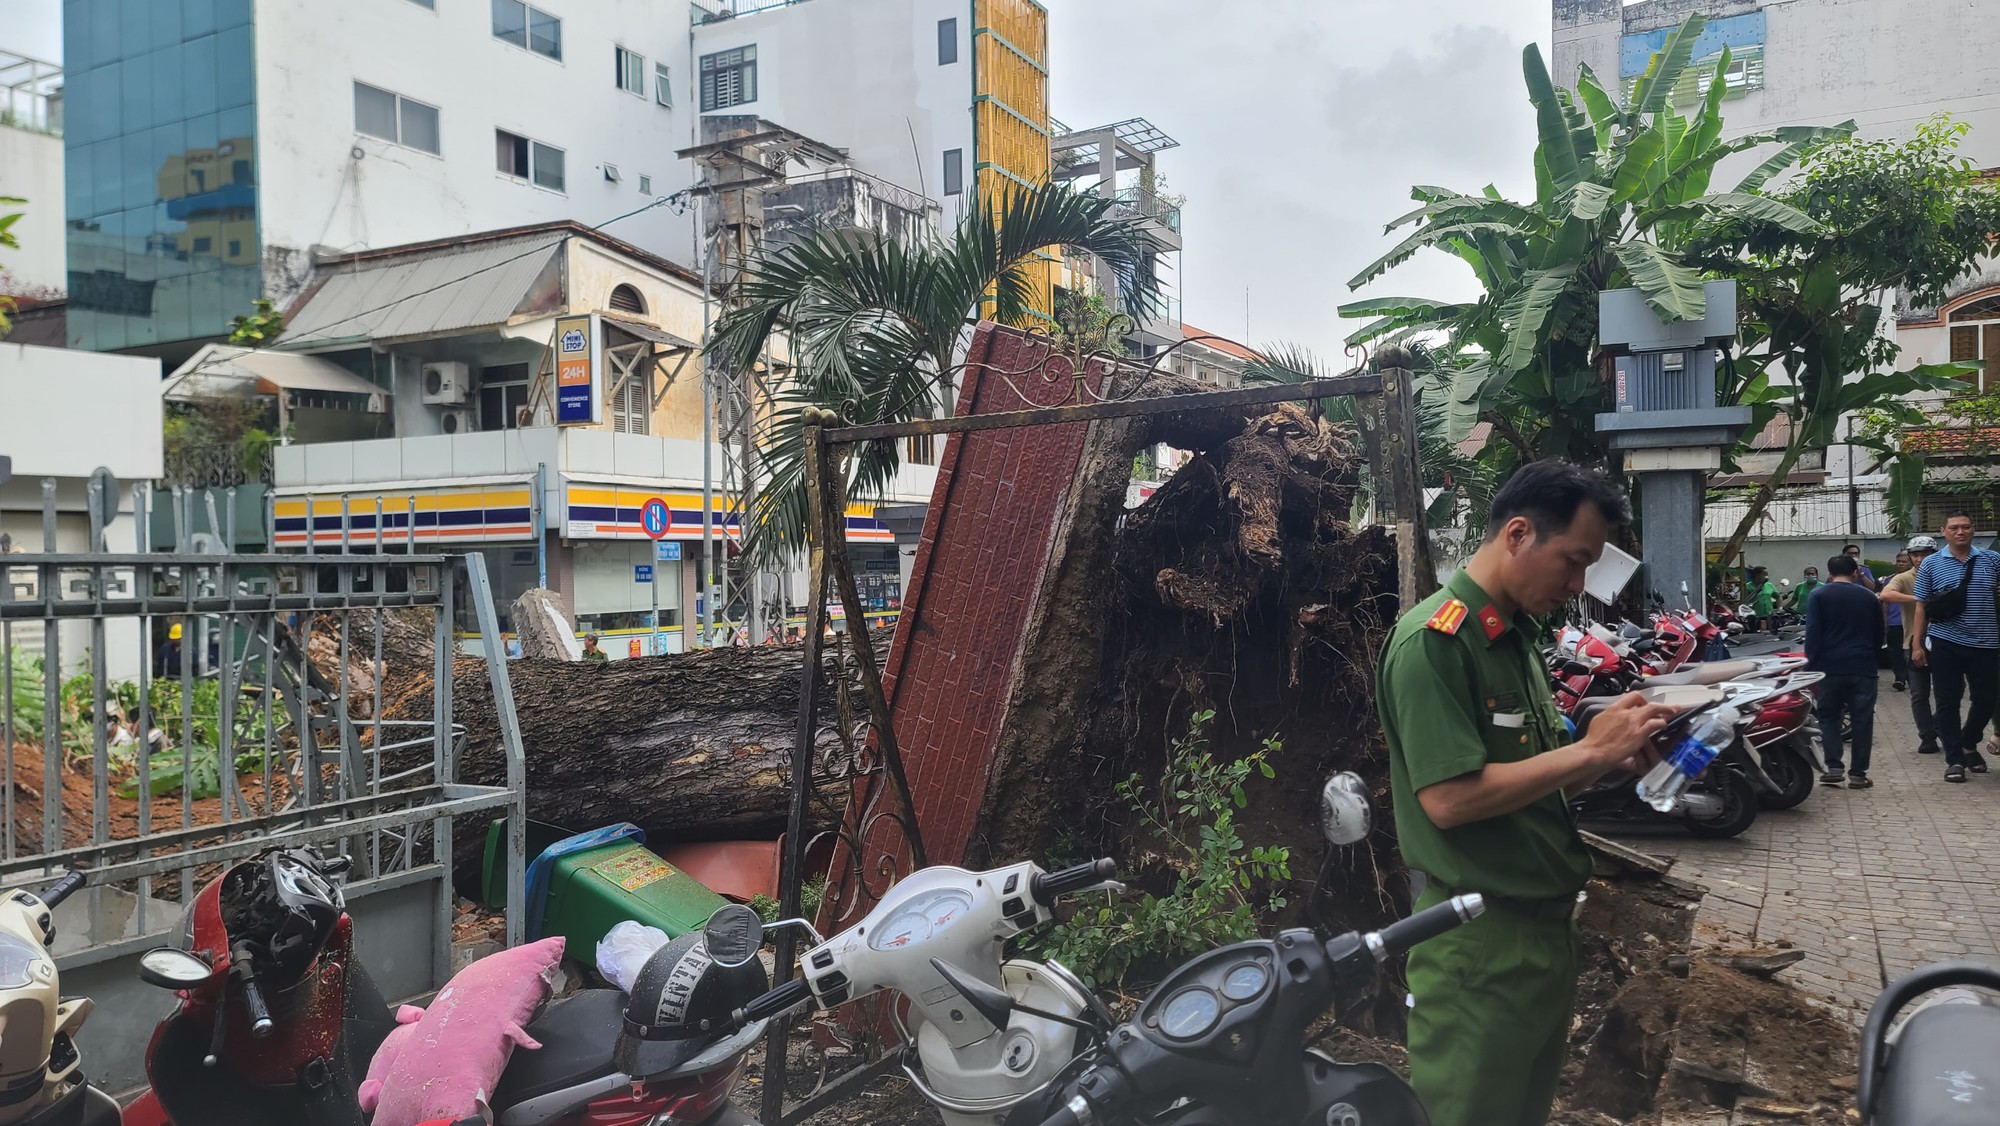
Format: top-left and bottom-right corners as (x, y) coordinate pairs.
(1911, 511), (2000, 782)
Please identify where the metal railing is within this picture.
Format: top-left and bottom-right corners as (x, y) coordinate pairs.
(0, 50), (61, 136)
(691, 0), (813, 23)
(0, 470), (525, 1084)
(1112, 185), (1183, 233)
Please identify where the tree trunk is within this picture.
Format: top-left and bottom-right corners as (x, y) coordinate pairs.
(1713, 440), (1805, 575)
(342, 617), (885, 873)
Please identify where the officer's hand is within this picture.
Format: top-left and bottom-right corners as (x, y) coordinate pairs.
(1580, 694), (1677, 770)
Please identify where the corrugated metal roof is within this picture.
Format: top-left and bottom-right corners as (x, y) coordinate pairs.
(163, 344), (385, 400)
(281, 234), (566, 346)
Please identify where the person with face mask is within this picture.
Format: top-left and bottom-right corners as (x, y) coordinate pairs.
(1377, 460), (1673, 1126)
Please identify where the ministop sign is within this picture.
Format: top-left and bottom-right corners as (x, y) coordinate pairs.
(640, 497), (671, 539)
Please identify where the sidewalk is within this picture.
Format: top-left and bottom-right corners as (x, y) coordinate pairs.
(1631, 668), (2000, 1024)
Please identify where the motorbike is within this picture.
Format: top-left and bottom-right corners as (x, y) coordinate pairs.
(123, 846), (768, 1126)
(1564, 680), (1810, 838)
(1018, 894), (1484, 1126)
(0, 870), (120, 1126)
(1858, 961), (2000, 1124)
(1550, 625), (1823, 813)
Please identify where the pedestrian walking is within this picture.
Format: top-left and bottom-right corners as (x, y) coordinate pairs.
(1378, 460), (1671, 1126)
(1909, 512), (2000, 782)
(1806, 555), (1883, 788)
(1882, 552), (1912, 690)
(1880, 537), (1941, 753)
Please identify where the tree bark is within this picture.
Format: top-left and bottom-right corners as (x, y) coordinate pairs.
(1713, 439), (1806, 575)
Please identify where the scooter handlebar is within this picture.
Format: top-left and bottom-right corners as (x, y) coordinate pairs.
(1030, 1098), (1090, 1126)
(1364, 894), (1485, 959)
(1031, 859), (1118, 907)
(240, 974), (274, 1038)
(38, 871), (86, 910)
(736, 976), (813, 1026)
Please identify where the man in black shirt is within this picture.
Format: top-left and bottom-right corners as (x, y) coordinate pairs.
(1806, 554), (1884, 788)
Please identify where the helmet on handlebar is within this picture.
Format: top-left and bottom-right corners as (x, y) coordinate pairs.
(614, 931), (770, 1074)
(218, 847), (349, 988)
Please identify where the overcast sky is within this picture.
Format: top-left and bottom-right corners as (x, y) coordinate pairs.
(1050, 0), (1550, 360)
(5, 0), (1553, 360)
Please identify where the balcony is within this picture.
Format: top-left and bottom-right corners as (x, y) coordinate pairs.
(691, 0), (810, 23)
(1108, 186), (1183, 251)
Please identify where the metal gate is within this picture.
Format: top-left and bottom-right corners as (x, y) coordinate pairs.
(0, 473), (525, 1093)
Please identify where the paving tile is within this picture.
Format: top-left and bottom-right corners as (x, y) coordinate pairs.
(1619, 667), (2000, 1020)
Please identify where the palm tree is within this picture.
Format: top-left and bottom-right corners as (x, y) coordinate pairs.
(708, 181), (1160, 569)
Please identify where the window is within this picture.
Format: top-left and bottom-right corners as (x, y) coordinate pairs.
(610, 364), (651, 433)
(479, 364), (531, 431)
(700, 46), (757, 111)
(638, 174), (653, 195)
(533, 141), (565, 191)
(943, 148), (963, 196)
(610, 284), (646, 314)
(192, 236), (212, 254)
(938, 18), (958, 64)
(354, 81), (440, 155)
(493, 0), (561, 60)
(496, 129), (565, 192)
(604, 163), (622, 183)
(906, 432), (938, 466)
(616, 46), (646, 96)
(1949, 322), (2000, 396)
(655, 63), (673, 107)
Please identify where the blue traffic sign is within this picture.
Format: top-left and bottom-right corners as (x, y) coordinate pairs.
(634, 564), (654, 584)
(655, 540), (682, 561)
(640, 497), (671, 539)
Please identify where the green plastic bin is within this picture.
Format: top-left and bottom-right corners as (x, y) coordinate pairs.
(540, 840), (728, 955)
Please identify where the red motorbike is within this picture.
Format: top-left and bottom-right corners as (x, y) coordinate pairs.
(122, 847), (767, 1126)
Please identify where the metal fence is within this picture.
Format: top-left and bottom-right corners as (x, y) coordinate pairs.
(0, 471), (524, 1090)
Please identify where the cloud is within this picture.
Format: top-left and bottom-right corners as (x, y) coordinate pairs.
(1049, 0), (1549, 356)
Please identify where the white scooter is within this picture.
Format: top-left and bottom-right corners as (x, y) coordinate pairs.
(0, 871), (119, 1126)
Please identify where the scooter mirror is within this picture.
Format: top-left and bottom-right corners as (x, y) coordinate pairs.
(137, 947), (213, 989)
(702, 904), (765, 968)
(1319, 772), (1372, 847)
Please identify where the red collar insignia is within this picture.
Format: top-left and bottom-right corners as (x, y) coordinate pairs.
(1478, 606), (1507, 641)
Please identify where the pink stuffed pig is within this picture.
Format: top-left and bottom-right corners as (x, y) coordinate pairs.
(359, 936), (565, 1126)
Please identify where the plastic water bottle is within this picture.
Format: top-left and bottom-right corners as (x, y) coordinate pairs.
(1636, 705), (1740, 812)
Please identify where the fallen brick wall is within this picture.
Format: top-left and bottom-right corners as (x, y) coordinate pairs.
(825, 323), (1106, 914)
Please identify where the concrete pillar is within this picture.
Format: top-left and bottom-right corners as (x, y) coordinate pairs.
(1638, 470), (1705, 606)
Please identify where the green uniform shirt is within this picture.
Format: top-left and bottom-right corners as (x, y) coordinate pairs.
(1752, 580), (1777, 615)
(1376, 570), (1592, 901)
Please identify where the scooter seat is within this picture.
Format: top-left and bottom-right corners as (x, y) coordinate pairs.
(1876, 1003), (2000, 1124)
(1644, 659), (1758, 686)
(492, 989), (627, 1111)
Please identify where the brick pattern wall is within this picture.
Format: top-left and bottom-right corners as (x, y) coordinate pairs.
(826, 324), (1099, 916)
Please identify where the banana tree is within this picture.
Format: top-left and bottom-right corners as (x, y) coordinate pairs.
(1339, 14), (1835, 472)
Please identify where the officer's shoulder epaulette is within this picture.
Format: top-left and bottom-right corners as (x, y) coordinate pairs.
(1425, 598), (1469, 636)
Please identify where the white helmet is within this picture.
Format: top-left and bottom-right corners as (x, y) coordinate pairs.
(1908, 535), (1940, 554)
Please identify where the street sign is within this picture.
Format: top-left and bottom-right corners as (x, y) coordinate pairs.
(634, 564), (654, 584)
(640, 498), (671, 540)
(655, 540), (682, 561)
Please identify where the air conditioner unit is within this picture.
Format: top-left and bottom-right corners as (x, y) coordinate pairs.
(421, 361), (470, 404)
(438, 408), (477, 435)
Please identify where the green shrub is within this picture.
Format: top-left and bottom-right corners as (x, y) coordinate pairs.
(1021, 709), (1290, 988)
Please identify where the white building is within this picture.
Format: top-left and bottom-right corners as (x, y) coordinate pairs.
(1554, 0), (2000, 536)
(0, 49), (64, 297)
(0, 341), (162, 679)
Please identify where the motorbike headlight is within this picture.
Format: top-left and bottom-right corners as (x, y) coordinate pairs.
(0, 933), (42, 989)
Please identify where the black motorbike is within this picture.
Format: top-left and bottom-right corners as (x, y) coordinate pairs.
(1859, 961), (2000, 1124)
(1002, 894), (1484, 1126)
(1564, 695), (1764, 839)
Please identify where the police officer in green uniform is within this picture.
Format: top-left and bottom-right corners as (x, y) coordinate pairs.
(1377, 460), (1674, 1126)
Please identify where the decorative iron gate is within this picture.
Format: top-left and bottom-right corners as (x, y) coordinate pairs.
(0, 472), (525, 1092)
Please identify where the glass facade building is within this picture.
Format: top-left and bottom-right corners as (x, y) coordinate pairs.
(63, 0), (260, 353)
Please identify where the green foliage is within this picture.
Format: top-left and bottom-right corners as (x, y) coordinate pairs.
(1051, 290), (1122, 358)
(0, 196), (23, 339)
(163, 394), (279, 487)
(4, 649), (269, 800)
(1339, 14), (1838, 474)
(227, 298), (285, 346)
(1021, 710), (1290, 988)
(707, 180), (1159, 570)
(748, 877), (826, 924)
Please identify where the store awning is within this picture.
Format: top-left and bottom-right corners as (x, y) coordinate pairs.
(280, 233), (566, 346)
(163, 344), (386, 402)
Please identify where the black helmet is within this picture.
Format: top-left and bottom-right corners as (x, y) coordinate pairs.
(615, 932), (769, 1075)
